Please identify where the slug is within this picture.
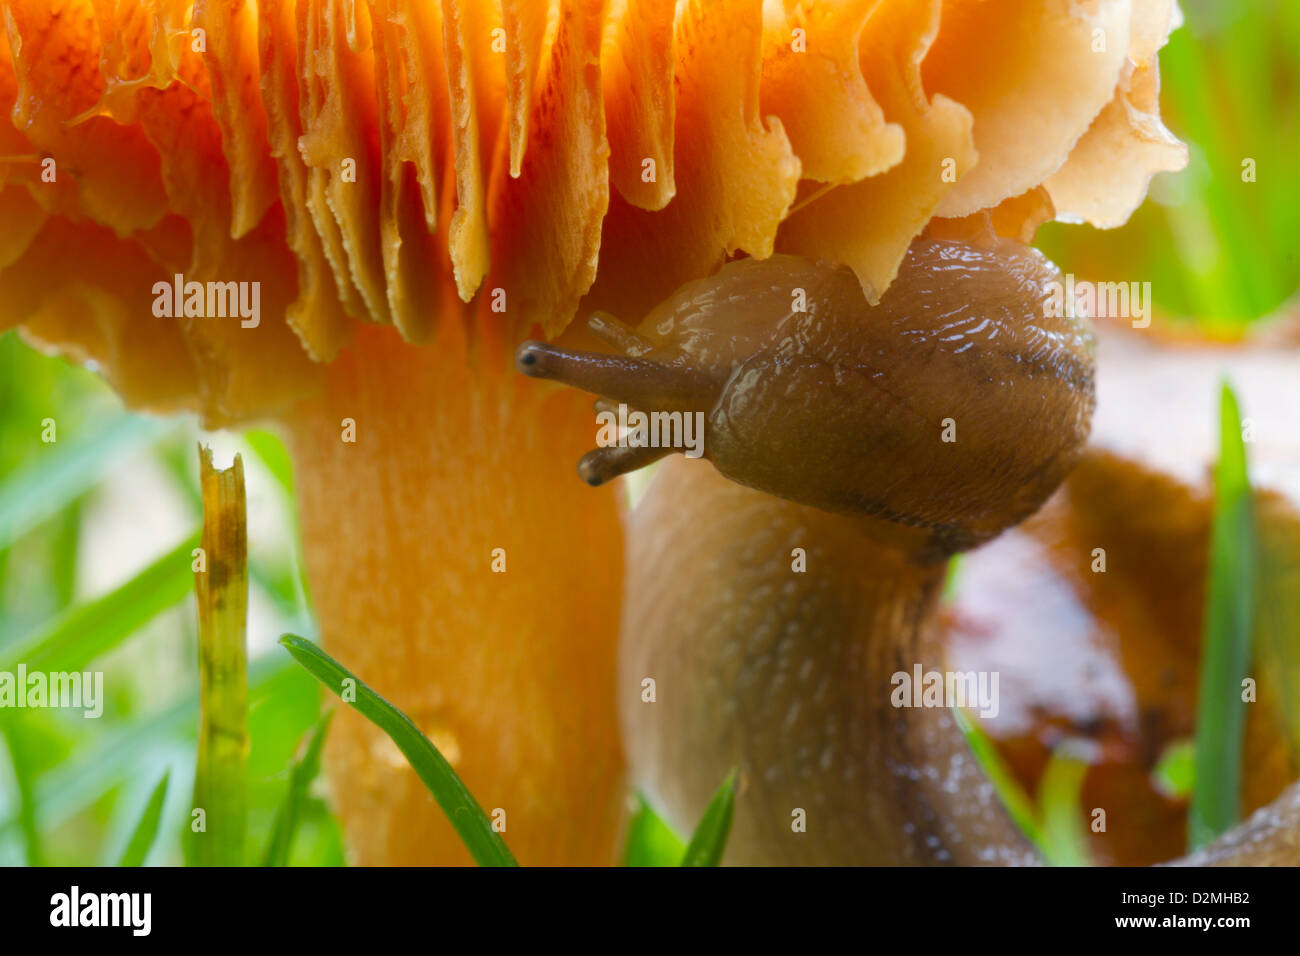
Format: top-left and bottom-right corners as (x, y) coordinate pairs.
(519, 238), (1097, 561)
(517, 236), (1096, 863)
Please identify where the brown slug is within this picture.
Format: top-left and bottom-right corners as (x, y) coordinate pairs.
(515, 236), (1095, 863)
(518, 238), (1097, 562)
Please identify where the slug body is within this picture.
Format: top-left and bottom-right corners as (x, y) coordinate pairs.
(518, 237), (1097, 863)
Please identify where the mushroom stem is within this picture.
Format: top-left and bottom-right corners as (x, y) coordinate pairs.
(284, 325), (627, 865)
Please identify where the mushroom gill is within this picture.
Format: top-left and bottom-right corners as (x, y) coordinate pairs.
(0, 0), (1189, 864)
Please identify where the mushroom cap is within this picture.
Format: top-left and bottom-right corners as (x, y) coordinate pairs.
(0, 0), (1184, 422)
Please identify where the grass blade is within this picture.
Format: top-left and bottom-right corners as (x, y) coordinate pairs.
(0, 655), (292, 844)
(243, 429), (296, 495)
(621, 795), (686, 867)
(188, 446), (249, 867)
(953, 706), (1045, 850)
(119, 771), (171, 866)
(0, 416), (171, 550)
(278, 633), (518, 867)
(261, 711), (333, 867)
(0, 714), (44, 866)
(1188, 382), (1257, 850)
(1036, 741), (1093, 867)
(1152, 738), (1196, 800)
(680, 769), (738, 866)
(0, 533), (199, 675)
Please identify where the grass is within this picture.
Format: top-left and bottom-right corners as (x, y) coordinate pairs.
(0, 532), (199, 675)
(621, 795), (687, 866)
(953, 707), (1044, 850)
(1152, 738), (1196, 801)
(188, 448), (250, 868)
(1038, 0), (1300, 330)
(119, 771), (170, 867)
(964, 383), (1260, 861)
(0, 416), (174, 553)
(0, 371), (1272, 869)
(1188, 382), (1257, 850)
(261, 712), (332, 867)
(279, 633), (518, 867)
(1036, 743), (1094, 867)
(680, 770), (738, 867)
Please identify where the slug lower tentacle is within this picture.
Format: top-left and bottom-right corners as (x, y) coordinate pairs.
(517, 236), (1098, 863)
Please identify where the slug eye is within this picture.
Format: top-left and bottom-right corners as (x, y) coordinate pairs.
(516, 311), (720, 485)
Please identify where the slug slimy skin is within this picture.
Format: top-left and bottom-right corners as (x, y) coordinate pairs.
(517, 236), (1098, 864)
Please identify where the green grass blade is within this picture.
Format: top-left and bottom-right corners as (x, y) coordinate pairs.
(0, 655), (291, 843)
(0, 533), (199, 675)
(953, 706), (1045, 850)
(679, 769), (738, 867)
(1152, 738), (1196, 800)
(1037, 741), (1093, 867)
(278, 633), (518, 867)
(1188, 381), (1257, 850)
(261, 711), (333, 867)
(621, 795), (686, 867)
(243, 429), (296, 495)
(188, 447), (249, 867)
(119, 771), (171, 867)
(0, 416), (171, 551)
(0, 714), (44, 866)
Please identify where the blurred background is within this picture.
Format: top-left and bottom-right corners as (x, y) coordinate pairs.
(0, 0), (1296, 866)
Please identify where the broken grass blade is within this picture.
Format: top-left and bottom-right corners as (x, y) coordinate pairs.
(680, 769), (738, 866)
(261, 711), (333, 867)
(278, 633), (518, 867)
(119, 771), (171, 867)
(189, 446), (249, 867)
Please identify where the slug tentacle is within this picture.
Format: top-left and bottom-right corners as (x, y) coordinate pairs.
(515, 340), (718, 415)
(578, 444), (674, 487)
(586, 310), (656, 357)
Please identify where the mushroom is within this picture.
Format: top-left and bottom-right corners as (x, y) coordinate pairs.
(15, 0), (1289, 868)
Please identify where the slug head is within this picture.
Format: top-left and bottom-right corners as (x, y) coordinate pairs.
(517, 238), (1096, 561)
